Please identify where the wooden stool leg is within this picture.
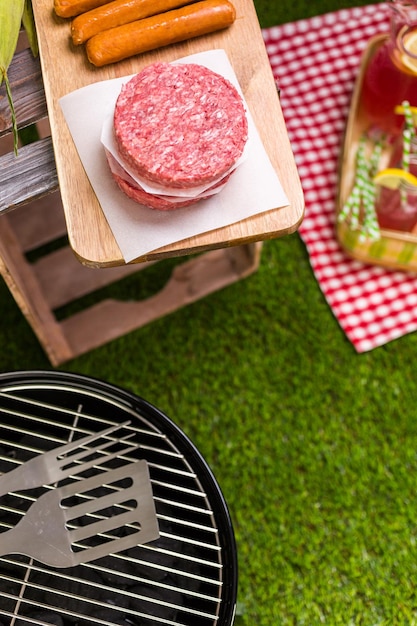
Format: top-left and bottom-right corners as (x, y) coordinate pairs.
(1, 200), (263, 365)
(0, 215), (73, 365)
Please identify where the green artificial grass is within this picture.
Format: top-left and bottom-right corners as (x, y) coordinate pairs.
(4, 1), (417, 624)
(255, 0), (373, 27)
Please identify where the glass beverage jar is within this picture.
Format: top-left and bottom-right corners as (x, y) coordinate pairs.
(375, 134), (417, 232)
(376, 172), (417, 231)
(361, 0), (417, 135)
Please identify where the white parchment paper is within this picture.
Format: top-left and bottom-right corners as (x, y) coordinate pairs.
(59, 49), (289, 262)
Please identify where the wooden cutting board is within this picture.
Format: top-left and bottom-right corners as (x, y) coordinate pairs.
(32, 0), (305, 266)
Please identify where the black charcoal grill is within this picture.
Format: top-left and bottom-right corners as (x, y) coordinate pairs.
(0, 370), (237, 626)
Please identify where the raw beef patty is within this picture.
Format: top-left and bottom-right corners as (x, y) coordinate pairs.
(113, 62), (248, 190)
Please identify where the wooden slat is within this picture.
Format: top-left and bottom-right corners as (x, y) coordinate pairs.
(60, 244), (262, 358)
(6, 190), (67, 251)
(0, 47), (47, 136)
(0, 136), (58, 213)
(33, 246), (155, 309)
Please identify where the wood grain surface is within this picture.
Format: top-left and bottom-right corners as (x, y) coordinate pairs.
(32, 0), (304, 266)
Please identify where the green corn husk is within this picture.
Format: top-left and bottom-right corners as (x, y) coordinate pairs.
(0, 0), (37, 155)
(22, 0), (38, 57)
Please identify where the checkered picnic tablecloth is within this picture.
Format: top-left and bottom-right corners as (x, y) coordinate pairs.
(263, 4), (417, 352)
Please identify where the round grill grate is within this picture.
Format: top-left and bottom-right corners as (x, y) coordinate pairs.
(0, 371), (237, 626)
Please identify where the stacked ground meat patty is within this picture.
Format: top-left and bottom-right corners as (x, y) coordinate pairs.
(108, 61), (248, 210)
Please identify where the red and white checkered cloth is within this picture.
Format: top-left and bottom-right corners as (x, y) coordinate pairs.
(263, 4), (417, 352)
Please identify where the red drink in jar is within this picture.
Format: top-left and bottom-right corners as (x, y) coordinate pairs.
(361, 1), (417, 135)
(376, 174), (417, 232)
(375, 138), (417, 232)
(361, 40), (417, 134)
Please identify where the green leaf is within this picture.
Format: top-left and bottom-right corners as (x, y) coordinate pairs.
(22, 0), (38, 58)
(2, 67), (18, 155)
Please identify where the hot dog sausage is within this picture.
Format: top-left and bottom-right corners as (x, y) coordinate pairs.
(54, 0), (112, 18)
(71, 0), (197, 45)
(86, 0), (236, 67)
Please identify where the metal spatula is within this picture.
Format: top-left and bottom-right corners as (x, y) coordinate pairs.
(0, 420), (138, 496)
(0, 460), (159, 567)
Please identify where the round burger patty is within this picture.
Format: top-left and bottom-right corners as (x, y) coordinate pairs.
(113, 174), (200, 210)
(113, 62), (248, 189)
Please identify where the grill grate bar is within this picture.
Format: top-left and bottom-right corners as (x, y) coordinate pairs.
(0, 427), (75, 452)
(0, 435), (201, 484)
(10, 552), (33, 626)
(0, 407), (90, 443)
(85, 561), (222, 598)
(71, 530), (220, 566)
(135, 443), (186, 459)
(1, 521), (222, 561)
(2, 480), (214, 514)
(0, 438), (49, 458)
(136, 543), (222, 568)
(0, 376), (235, 626)
(0, 443), (139, 480)
(0, 389), (167, 445)
(0, 392), (198, 479)
(154, 496), (214, 516)
(3, 557), (222, 602)
(2, 592), (188, 626)
(1, 512), (223, 577)
(73, 528), (223, 570)
(0, 421), (159, 458)
(159, 530), (223, 552)
(0, 492), (220, 543)
(3, 573), (221, 621)
(158, 513), (219, 533)
(141, 461), (198, 479)
(0, 505), (25, 519)
(1, 517), (222, 566)
(0, 538), (222, 584)
(97, 549), (223, 584)
(0, 611), (55, 626)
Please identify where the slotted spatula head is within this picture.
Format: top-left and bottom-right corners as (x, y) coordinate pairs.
(0, 460), (159, 568)
(0, 420), (139, 496)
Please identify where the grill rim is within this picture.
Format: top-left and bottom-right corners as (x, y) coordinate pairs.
(0, 369), (238, 626)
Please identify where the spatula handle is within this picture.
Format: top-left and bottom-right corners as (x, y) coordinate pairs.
(0, 460), (40, 496)
(0, 521), (35, 560)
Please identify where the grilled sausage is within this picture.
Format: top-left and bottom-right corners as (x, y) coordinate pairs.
(86, 0), (236, 67)
(71, 0), (197, 45)
(54, 0), (112, 18)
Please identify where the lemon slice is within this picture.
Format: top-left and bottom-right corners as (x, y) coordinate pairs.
(394, 103), (417, 124)
(400, 29), (417, 73)
(373, 168), (417, 189)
